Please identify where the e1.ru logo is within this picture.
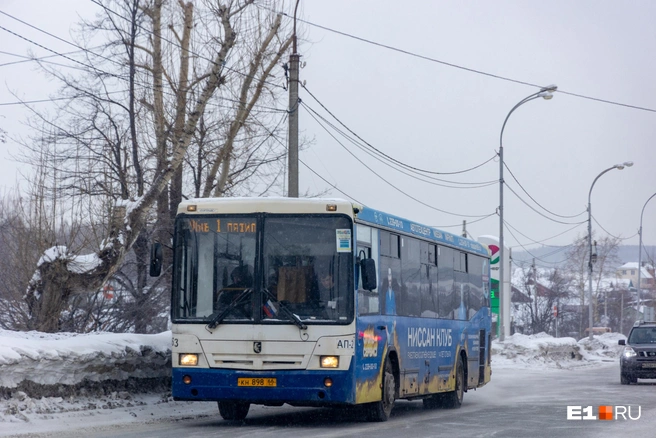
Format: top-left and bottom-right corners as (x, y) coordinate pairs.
(567, 406), (641, 420)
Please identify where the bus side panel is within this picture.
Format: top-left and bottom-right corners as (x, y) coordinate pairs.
(354, 315), (388, 404)
(390, 312), (491, 397)
(393, 316), (463, 397)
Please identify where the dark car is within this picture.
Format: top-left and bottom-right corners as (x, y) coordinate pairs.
(618, 321), (656, 384)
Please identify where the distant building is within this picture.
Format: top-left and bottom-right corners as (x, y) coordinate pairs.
(615, 262), (655, 291)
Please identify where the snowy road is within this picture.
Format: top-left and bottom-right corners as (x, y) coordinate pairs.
(5, 362), (655, 438)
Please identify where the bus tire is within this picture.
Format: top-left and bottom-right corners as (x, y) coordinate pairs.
(218, 401), (250, 421)
(442, 356), (464, 409)
(367, 358), (395, 421)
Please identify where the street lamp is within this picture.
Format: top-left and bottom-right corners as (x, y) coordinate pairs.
(587, 161), (634, 339)
(636, 192), (656, 323)
(498, 84), (557, 342)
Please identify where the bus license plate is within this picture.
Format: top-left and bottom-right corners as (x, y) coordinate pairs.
(238, 377), (277, 387)
(642, 363), (656, 369)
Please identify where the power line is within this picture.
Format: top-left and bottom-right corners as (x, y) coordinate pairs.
(503, 161), (587, 219)
(303, 101), (492, 218)
(0, 48), (96, 68)
(258, 112), (365, 203)
(257, 2), (656, 114)
(0, 24), (128, 82)
(301, 102), (497, 189)
(270, 109), (495, 224)
(0, 86), (287, 115)
(0, 27), (286, 113)
(302, 84), (498, 176)
(428, 212), (497, 229)
(504, 217), (585, 247)
(0, 10), (123, 69)
(591, 215), (639, 241)
(505, 182), (587, 225)
(300, 158), (364, 205)
(503, 220), (576, 266)
(0, 5), (289, 112)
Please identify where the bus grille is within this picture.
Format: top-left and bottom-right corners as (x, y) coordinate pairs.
(209, 354), (307, 370)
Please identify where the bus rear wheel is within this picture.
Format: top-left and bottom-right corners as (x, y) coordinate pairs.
(442, 356), (464, 409)
(218, 401), (250, 421)
(366, 358), (395, 421)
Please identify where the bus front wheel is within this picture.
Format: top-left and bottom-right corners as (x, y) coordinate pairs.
(367, 358), (395, 421)
(218, 401), (250, 421)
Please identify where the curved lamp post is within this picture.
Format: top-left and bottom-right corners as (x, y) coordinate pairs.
(587, 161), (633, 339)
(636, 192), (656, 323)
(498, 84), (557, 341)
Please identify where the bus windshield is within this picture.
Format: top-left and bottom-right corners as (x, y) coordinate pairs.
(172, 214), (354, 324)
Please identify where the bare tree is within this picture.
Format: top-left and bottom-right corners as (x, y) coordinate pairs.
(565, 234), (621, 338)
(513, 262), (572, 336)
(0, 191), (39, 330)
(18, 0), (294, 332)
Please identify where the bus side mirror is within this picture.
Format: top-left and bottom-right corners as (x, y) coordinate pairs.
(150, 242), (162, 277)
(360, 258), (377, 291)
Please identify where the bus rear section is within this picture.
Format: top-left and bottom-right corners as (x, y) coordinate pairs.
(352, 215), (492, 416)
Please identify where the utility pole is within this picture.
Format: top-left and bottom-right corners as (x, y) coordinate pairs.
(532, 258), (537, 332)
(555, 299), (559, 337)
(287, 0), (301, 198)
(620, 289), (624, 334)
(637, 193), (656, 322)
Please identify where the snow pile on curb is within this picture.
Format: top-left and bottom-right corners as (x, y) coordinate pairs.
(0, 330), (172, 390)
(492, 332), (624, 369)
(577, 332), (626, 361)
(0, 330), (177, 428)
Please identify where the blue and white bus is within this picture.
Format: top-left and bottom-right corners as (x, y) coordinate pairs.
(152, 197), (492, 421)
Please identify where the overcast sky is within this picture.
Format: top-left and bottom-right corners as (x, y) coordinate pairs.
(1, 1), (655, 262)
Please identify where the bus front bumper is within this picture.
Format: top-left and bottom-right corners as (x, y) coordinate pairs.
(172, 368), (355, 406)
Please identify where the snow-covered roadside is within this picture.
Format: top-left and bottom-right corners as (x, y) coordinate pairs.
(0, 330), (171, 389)
(0, 329), (182, 432)
(0, 329), (625, 435)
(491, 332), (625, 369)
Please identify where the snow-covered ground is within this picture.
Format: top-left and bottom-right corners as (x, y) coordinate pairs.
(0, 329), (626, 436)
(492, 332), (625, 369)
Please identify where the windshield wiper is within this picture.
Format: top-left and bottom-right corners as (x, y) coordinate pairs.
(262, 288), (307, 330)
(206, 288), (252, 331)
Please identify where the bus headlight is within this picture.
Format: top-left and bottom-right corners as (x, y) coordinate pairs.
(180, 353), (199, 366)
(320, 356), (339, 368)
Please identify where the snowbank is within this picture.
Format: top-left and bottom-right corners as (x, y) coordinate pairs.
(577, 332), (626, 361)
(0, 330), (172, 389)
(492, 332), (625, 369)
